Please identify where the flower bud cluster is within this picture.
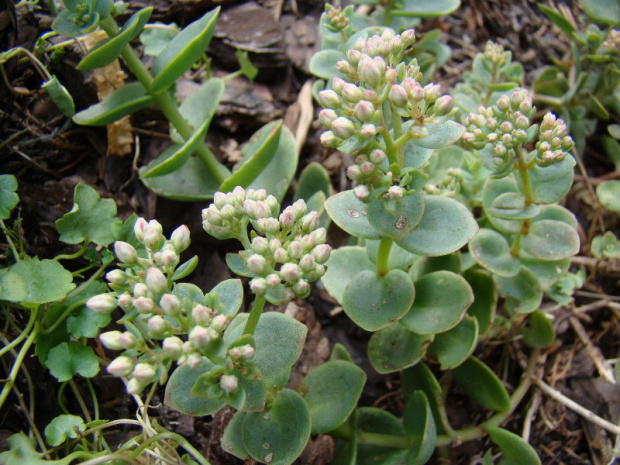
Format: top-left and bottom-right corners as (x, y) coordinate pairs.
(202, 188), (331, 301)
(535, 113), (574, 166)
(424, 168), (463, 197)
(601, 29), (620, 54)
(323, 4), (352, 33)
(461, 89), (536, 174)
(483, 41), (509, 67)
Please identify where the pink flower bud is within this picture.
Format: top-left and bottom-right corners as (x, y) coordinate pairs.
(147, 315), (169, 335)
(192, 304), (212, 326)
(160, 293), (181, 315)
(132, 363), (156, 382)
(252, 237), (269, 254)
(170, 225), (190, 252)
(280, 263), (301, 283)
(401, 29), (415, 47)
(87, 294), (117, 314)
(312, 244), (332, 264)
(318, 89), (341, 108)
(353, 185), (370, 201)
(211, 314), (229, 332)
(434, 95), (453, 116)
(189, 326), (212, 348)
(287, 241), (303, 259)
(359, 124), (377, 139)
(360, 58), (382, 88)
(279, 207), (296, 229)
(246, 254), (267, 274)
(256, 217), (280, 234)
(145, 268), (167, 294)
(347, 165), (362, 180)
(293, 280), (310, 298)
(299, 212), (319, 232)
(299, 254), (315, 272)
(133, 218), (148, 242)
(133, 296), (154, 314)
(162, 336), (183, 358)
(318, 109), (338, 128)
(106, 269), (126, 285)
(220, 374), (238, 393)
(118, 293), (132, 310)
(100, 331), (124, 350)
(423, 84), (441, 102)
(384, 68), (398, 84)
(311, 228), (327, 245)
(266, 273), (281, 287)
(107, 356), (134, 377)
(114, 241), (138, 265)
(331, 117), (356, 139)
(353, 100), (374, 122)
(370, 149), (386, 165)
(341, 83), (364, 103)
(250, 278), (267, 294)
(119, 332), (136, 349)
(346, 49), (362, 66)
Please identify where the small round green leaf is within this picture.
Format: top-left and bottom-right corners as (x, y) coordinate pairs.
(325, 190), (383, 240)
(396, 196), (478, 256)
(428, 315), (478, 369)
(394, 0), (460, 17)
(597, 180), (620, 213)
(294, 162), (332, 203)
(520, 310), (555, 348)
(411, 120), (465, 149)
(242, 389), (311, 465)
(400, 270), (473, 335)
(2, 258), (75, 304)
(368, 324), (432, 373)
(151, 7), (220, 93)
(46, 342), (100, 382)
(72, 82), (153, 126)
(210, 279), (244, 317)
(77, 8), (153, 70)
(367, 193), (425, 239)
(521, 219), (580, 260)
(321, 246), (375, 305)
(494, 267), (542, 314)
(523, 157), (575, 204)
(356, 408), (408, 465)
(403, 391), (436, 465)
(482, 177), (522, 233)
(488, 193), (541, 220)
(0, 174), (19, 220)
(224, 312), (307, 378)
(579, 0), (620, 25)
(165, 359), (226, 415)
(221, 412), (250, 460)
(485, 426), (542, 465)
(469, 228), (521, 277)
(44, 415), (86, 447)
(309, 49), (346, 80)
(452, 356), (510, 412)
(301, 360), (366, 434)
(464, 270), (496, 333)
(343, 269), (415, 331)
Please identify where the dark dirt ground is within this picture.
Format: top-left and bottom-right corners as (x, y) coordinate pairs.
(1, 0), (620, 464)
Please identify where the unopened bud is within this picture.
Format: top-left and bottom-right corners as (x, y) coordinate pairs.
(341, 83), (364, 103)
(114, 241), (138, 265)
(189, 326), (213, 348)
(311, 228), (327, 244)
(133, 283), (148, 298)
(389, 84), (409, 107)
(87, 294), (117, 314)
(170, 225), (190, 252)
(318, 89), (341, 108)
(401, 29), (415, 47)
(434, 95), (453, 116)
(148, 315), (169, 335)
(133, 363), (156, 383)
(133, 218), (148, 242)
(134, 296), (154, 314)
(346, 49), (362, 66)
(331, 117), (356, 139)
(119, 332), (136, 349)
(145, 268), (167, 294)
(107, 356), (134, 377)
(220, 374), (238, 393)
(211, 314), (229, 332)
(287, 241), (303, 259)
(312, 244), (332, 264)
(250, 277), (267, 294)
(359, 124), (377, 139)
(106, 269), (126, 285)
(280, 263), (301, 282)
(320, 130), (341, 148)
(246, 254), (268, 275)
(144, 220), (164, 251)
(353, 184), (370, 201)
(162, 336), (184, 358)
(192, 304), (211, 326)
(100, 331), (124, 350)
(274, 247), (290, 263)
(423, 84), (441, 102)
(293, 280), (310, 298)
(126, 378), (146, 395)
(118, 293), (132, 310)
(160, 293), (181, 315)
(318, 109), (338, 128)
(299, 211), (319, 232)
(353, 100), (375, 122)
(266, 273), (281, 287)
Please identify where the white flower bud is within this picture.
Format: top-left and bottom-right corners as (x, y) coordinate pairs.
(119, 332), (136, 349)
(107, 356), (134, 377)
(106, 269), (126, 285)
(186, 353), (202, 369)
(293, 280), (310, 298)
(311, 228), (327, 244)
(318, 89), (341, 108)
(320, 130), (341, 148)
(280, 263), (301, 283)
(252, 237), (269, 254)
(401, 29), (415, 47)
(299, 212), (319, 232)
(211, 314), (229, 333)
(132, 363), (156, 383)
(126, 378), (146, 394)
(279, 207), (296, 230)
(250, 277), (267, 294)
(256, 217), (280, 234)
(133, 218), (148, 242)
(299, 254), (315, 272)
(144, 220), (164, 251)
(353, 185), (370, 201)
(266, 273), (281, 287)
(331, 117), (356, 139)
(389, 84), (408, 107)
(170, 225), (190, 252)
(274, 248), (290, 263)
(434, 95), (453, 116)
(246, 254), (268, 274)
(287, 241), (303, 259)
(145, 268), (167, 294)
(100, 331), (124, 350)
(134, 297), (154, 314)
(189, 326), (212, 348)
(341, 83), (364, 103)
(162, 336), (184, 358)
(114, 241), (138, 264)
(318, 109), (338, 128)
(312, 244), (332, 264)
(213, 192), (227, 209)
(160, 294), (181, 315)
(423, 84), (441, 102)
(147, 315), (169, 335)
(353, 100), (375, 122)
(87, 294), (117, 314)
(220, 374), (238, 393)
(133, 284), (148, 298)
(118, 292), (132, 310)
(192, 304), (211, 326)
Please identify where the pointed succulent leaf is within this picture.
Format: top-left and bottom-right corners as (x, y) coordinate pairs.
(537, 4), (576, 37)
(151, 7), (220, 92)
(520, 310), (555, 348)
(0, 174), (19, 220)
(452, 356), (510, 412)
(301, 360), (366, 434)
(396, 196), (478, 256)
(56, 184), (121, 245)
(400, 271), (473, 335)
(520, 220), (580, 260)
(77, 8), (153, 70)
(242, 389), (311, 465)
(403, 391), (436, 465)
(294, 162), (332, 203)
(401, 363), (445, 435)
(428, 315), (478, 369)
(367, 193), (425, 239)
(485, 426), (541, 465)
(224, 312), (306, 378)
(165, 359), (226, 415)
(171, 256), (199, 281)
(469, 229), (521, 277)
(325, 190), (383, 240)
(394, 0), (460, 17)
(329, 343), (354, 363)
(73, 82), (153, 126)
(343, 269), (415, 331)
(41, 76), (75, 117)
(368, 324), (432, 373)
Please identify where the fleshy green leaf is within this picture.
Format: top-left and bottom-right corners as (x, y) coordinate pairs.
(343, 269), (415, 331)
(72, 82), (153, 126)
(301, 360), (366, 434)
(165, 358), (226, 415)
(579, 0), (620, 25)
(485, 426), (541, 465)
(520, 310), (555, 348)
(400, 270), (473, 335)
(46, 342), (100, 381)
(367, 193), (425, 239)
(411, 120), (465, 149)
(324, 190), (383, 240)
(41, 76), (75, 117)
(393, 0), (460, 17)
(356, 408), (408, 465)
(597, 180), (620, 213)
(482, 177), (522, 234)
(151, 7), (220, 93)
(309, 49), (346, 80)
(56, 184), (121, 245)
(140, 22), (180, 56)
(401, 363), (443, 434)
(321, 246), (375, 304)
(494, 267), (543, 314)
(537, 4), (576, 37)
(210, 279), (244, 316)
(368, 323), (432, 373)
(45, 414), (86, 446)
(77, 8), (153, 70)
(0, 433), (72, 465)
(242, 389), (311, 465)
(520, 219), (580, 260)
(224, 312), (307, 378)
(0, 258), (75, 305)
(171, 256), (199, 281)
(428, 315), (478, 369)
(221, 412), (250, 460)
(0, 174), (19, 220)
(396, 196), (478, 256)
(452, 356), (510, 412)
(469, 228), (521, 277)
(488, 192), (541, 220)
(403, 391), (436, 465)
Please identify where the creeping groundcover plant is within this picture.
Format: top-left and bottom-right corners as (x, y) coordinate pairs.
(5, 0), (620, 464)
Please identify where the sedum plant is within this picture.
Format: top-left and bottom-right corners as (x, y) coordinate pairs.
(316, 28), (582, 463)
(46, 0), (297, 201)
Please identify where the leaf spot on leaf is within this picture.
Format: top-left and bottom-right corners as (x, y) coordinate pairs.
(264, 453), (274, 463)
(346, 209), (360, 218)
(395, 216), (407, 229)
(362, 207), (367, 215)
(263, 413), (271, 420)
(262, 443), (271, 450)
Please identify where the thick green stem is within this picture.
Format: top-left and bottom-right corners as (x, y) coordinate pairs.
(243, 296), (266, 336)
(390, 104), (404, 168)
(510, 146), (534, 257)
(376, 237), (393, 276)
(97, 17), (230, 185)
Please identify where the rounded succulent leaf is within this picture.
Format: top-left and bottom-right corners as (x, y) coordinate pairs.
(488, 193), (541, 220)
(452, 356), (510, 412)
(221, 412), (249, 460)
(485, 426), (542, 465)
(520, 310), (555, 348)
(367, 193), (425, 239)
(325, 190), (383, 240)
(368, 324), (432, 373)
(396, 196), (478, 256)
(242, 389), (311, 465)
(403, 391), (436, 465)
(321, 246), (375, 305)
(469, 228), (521, 277)
(597, 180), (620, 213)
(482, 177), (522, 234)
(165, 359), (226, 416)
(463, 270), (496, 333)
(428, 315), (478, 369)
(520, 219), (580, 260)
(400, 271), (473, 335)
(494, 267), (543, 314)
(342, 269), (415, 331)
